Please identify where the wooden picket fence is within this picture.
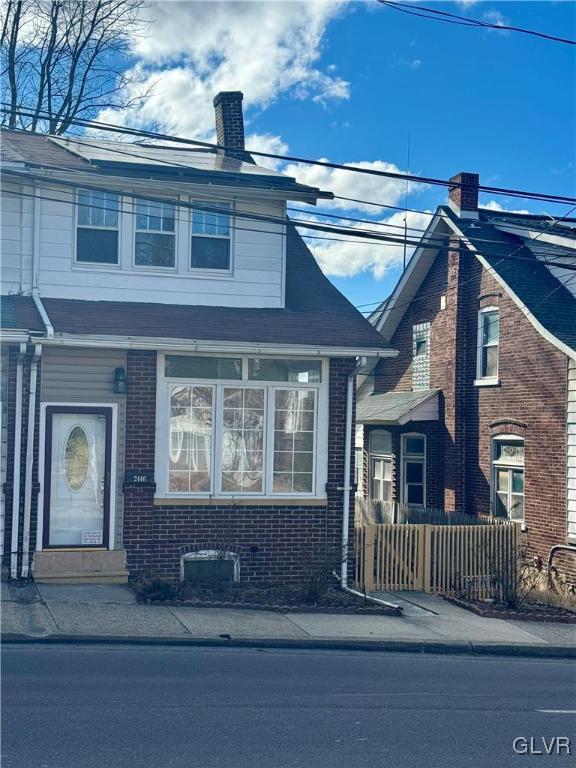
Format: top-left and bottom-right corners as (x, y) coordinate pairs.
(354, 522), (518, 597)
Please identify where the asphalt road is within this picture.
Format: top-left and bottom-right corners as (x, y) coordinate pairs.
(2, 644), (575, 768)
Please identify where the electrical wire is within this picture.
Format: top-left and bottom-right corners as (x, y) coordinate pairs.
(5, 172), (576, 271)
(2, 107), (576, 205)
(377, 0), (576, 46)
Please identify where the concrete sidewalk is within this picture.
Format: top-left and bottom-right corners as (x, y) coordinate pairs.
(1, 582), (574, 657)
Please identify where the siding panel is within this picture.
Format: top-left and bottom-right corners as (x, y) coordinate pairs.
(41, 347), (127, 549)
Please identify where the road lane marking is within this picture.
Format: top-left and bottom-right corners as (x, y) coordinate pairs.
(537, 710), (576, 714)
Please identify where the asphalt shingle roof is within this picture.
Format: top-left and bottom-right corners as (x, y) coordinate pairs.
(441, 206), (576, 354)
(357, 389), (439, 424)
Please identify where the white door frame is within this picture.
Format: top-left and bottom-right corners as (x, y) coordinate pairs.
(36, 402), (118, 551)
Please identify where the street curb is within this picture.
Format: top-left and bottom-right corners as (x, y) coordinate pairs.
(2, 633), (575, 658)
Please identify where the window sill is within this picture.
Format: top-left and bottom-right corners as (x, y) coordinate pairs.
(154, 496), (327, 507)
(474, 378), (500, 387)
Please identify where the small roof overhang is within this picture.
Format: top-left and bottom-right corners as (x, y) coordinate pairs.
(357, 389), (440, 425)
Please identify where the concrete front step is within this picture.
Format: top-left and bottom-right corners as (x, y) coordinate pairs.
(32, 550), (129, 584)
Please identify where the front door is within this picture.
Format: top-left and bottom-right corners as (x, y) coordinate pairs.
(43, 407), (112, 549)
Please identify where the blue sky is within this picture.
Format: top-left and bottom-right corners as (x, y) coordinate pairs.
(249, 1), (576, 311)
(105, 1), (575, 315)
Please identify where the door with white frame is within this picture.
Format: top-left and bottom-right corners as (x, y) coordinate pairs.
(43, 406), (113, 548)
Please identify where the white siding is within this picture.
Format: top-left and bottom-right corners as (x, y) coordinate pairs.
(0, 179), (34, 294)
(35, 185), (286, 308)
(0, 348), (7, 555)
(568, 358), (576, 538)
(40, 347), (127, 549)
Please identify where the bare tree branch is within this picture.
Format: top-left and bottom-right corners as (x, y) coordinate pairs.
(1, 0), (148, 134)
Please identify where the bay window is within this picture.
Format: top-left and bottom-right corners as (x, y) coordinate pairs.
(77, 189), (119, 264)
(160, 355), (325, 497)
(135, 199), (176, 268)
(492, 435), (524, 521)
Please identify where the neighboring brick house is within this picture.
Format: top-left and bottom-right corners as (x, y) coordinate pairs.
(0, 92), (394, 584)
(356, 173), (576, 581)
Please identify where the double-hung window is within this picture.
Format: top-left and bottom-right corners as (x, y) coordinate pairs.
(369, 431), (393, 506)
(77, 189), (119, 265)
(191, 202), (231, 270)
(492, 436), (524, 521)
(162, 355), (324, 497)
(401, 434), (426, 506)
(477, 307), (499, 382)
(135, 199), (176, 268)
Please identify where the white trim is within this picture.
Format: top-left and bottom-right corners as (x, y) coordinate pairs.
(36, 401), (118, 552)
(400, 432), (426, 507)
(491, 434), (525, 522)
(476, 305), (500, 383)
(374, 210), (446, 335)
(155, 352), (328, 500)
(446, 218), (576, 362)
(35, 334), (396, 358)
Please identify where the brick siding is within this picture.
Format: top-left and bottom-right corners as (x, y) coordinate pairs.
(122, 351), (356, 583)
(371, 247), (574, 582)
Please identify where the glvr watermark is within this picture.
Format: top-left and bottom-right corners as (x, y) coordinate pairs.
(513, 737), (572, 756)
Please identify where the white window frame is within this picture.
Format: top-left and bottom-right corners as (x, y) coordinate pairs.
(475, 306), (500, 386)
(189, 200), (234, 277)
(491, 434), (525, 522)
(368, 430), (394, 503)
(400, 432), (426, 507)
(133, 197), (178, 272)
(74, 188), (121, 269)
(155, 353), (328, 499)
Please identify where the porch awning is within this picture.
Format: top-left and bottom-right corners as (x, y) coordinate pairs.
(357, 389), (440, 425)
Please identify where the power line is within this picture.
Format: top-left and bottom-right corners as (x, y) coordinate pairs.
(2, 108), (576, 205)
(377, 0), (576, 46)
(356, 267), (576, 426)
(5, 172), (576, 272)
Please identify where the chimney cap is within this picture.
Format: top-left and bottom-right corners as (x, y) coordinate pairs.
(213, 91), (244, 108)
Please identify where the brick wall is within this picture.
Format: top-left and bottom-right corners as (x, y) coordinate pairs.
(370, 246), (573, 580)
(122, 351), (356, 583)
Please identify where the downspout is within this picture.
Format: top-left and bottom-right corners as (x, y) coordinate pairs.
(20, 344), (41, 578)
(31, 183), (55, 338)
(10, 344), (27, 579)
(339, 358), (401, 612)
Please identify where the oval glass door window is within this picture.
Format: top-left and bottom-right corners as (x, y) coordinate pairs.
(64, 426), (90, 491)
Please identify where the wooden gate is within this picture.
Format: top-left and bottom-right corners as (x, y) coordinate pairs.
(354, 522), (518, 596)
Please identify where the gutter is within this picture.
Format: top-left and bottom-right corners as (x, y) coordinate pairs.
(20, 344), (41, 578)
(9, 344), (26, 579)
(35, 334), (398, 358)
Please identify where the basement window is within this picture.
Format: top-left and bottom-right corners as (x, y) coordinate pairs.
(180, 551), (239, 584)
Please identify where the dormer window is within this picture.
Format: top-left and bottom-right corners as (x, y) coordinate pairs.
(76, 189), (119, 264)
(135, 199), (175, 268)
(191, 202), (231, 270)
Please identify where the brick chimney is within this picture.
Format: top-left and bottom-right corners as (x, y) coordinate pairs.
(213, 91), (246, 160)
(448, 171), (479, 219)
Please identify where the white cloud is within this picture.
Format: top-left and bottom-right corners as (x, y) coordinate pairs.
(482, 9), (510, 34)
(481, 200), (530, 215)
(299, 210), (434, 279)
(283, 159), (425, 214)
(244, 133), (289, 171)
(102, 0), (350, 139)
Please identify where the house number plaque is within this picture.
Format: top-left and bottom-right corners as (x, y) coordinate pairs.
(124, 470), (155, 485)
